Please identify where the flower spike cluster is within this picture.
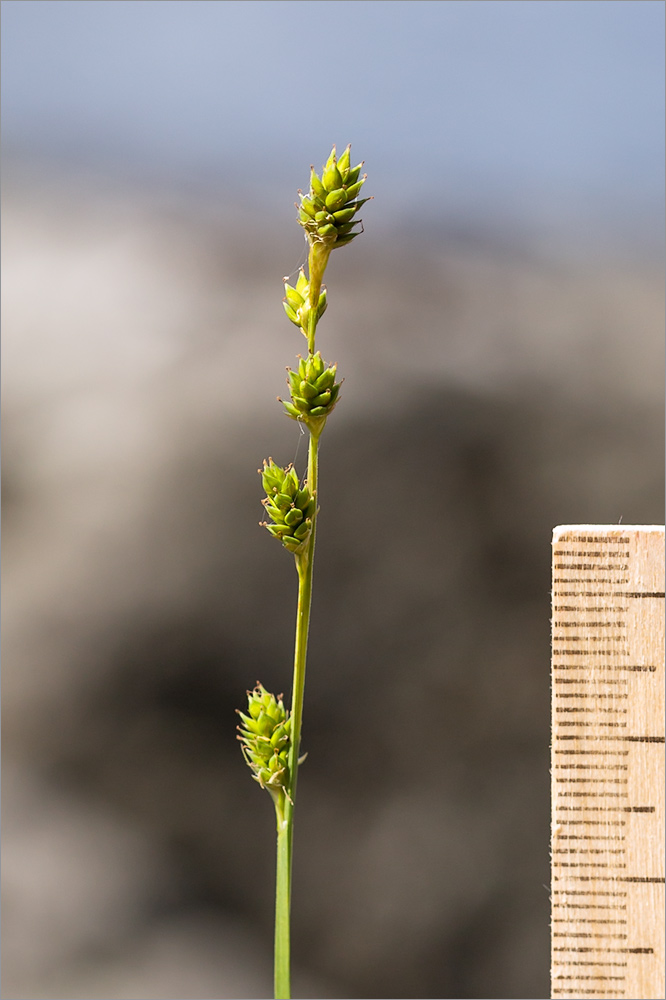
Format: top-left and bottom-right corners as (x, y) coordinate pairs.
(281, 352), (341, 428)
(298, 145), (369, 249)
(237, 684), (291, 804)
(260, 459), (316, 554)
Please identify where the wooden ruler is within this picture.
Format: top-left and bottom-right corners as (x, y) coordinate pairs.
(551, 525), (665, 1000)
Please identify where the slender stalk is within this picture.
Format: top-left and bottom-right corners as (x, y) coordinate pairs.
(274, 426), (320, 999)
(306, 244), (330, 354)
(288, 429), (320, 806)
(274, 798), (291, 999)
(274, 238), (326, 997)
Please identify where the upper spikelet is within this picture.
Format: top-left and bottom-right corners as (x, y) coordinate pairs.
(297, 145), (370, 248)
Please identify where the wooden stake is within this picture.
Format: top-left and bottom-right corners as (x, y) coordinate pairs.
(551, 526), (665, 1000)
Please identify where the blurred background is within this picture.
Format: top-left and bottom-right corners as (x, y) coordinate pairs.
(2, 2), (664, 998)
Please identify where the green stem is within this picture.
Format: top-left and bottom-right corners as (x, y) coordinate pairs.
(274, 424), (320, 999)
(274, 236), (329, 999)
(306, 243), (330, 354)
(274, 797), (291, 999)
(288, 429), (319, 803)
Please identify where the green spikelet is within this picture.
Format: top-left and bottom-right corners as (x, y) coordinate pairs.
(260, 459), (316, 554)
(282, 268), (327, 339)
(281, 352), (341, 429)
(298, 144), (370, 249)
(237, 684), (291, 803)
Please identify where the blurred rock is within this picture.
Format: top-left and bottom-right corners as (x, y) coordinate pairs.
(2, 167), (663, 999)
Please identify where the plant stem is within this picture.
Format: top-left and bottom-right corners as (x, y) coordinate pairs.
(289, 429), (319, 804)
(274, 427), (320, 999)
(307, 243), (330, 354)
(274, 797), (291, 999)
(274, 240), (326, 997)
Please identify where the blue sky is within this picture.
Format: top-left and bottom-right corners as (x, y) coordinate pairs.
(2, 0), (664, 240)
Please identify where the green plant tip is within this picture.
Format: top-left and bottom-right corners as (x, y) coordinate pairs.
(298, 144), (370, 249)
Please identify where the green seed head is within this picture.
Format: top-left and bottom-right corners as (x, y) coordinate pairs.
(298, 145), (370, 249)
(259, 459), (315, 554)
(281, 352), (341, 430)
(238, 683), (291, 801)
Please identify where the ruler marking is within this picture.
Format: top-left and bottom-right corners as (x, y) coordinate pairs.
(556, 711), (628, 717)
(558, 777), (628, 782)
(556, 736), (661, 742)
(556, 536), (631, 542)
(553, 638), (628, 642)
(552, 526), (665, 999)
(554, 878), (642, 883)
(553, 650), (630, 655)
(553, 920), (627, 925)
(553, 933), (628, 939)
(557, 724), (628, 729)
(556, 962), (628, 966)
(560, 549), (631, 569)
(554, 851), (626, 855)
(552, 991), (625, 996)
(553, 847), (625, 854)
(553, 948), (653, 954)
(556, 765), (628, 769)
(555, 565), (630, 571)
(620, 877), (665, 884)
(554, 681), (628, 686)
(553, 666), (656, 671)
(554, 607), (629, 611)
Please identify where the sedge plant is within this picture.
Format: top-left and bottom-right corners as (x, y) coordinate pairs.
(237, 146), (370, 999)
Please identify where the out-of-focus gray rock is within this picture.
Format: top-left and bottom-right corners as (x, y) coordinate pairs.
(2, 169), (663, 999)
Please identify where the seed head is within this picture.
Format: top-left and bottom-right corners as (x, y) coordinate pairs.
(259, 458), (316, 554)
(298, 145), (370, 249)
(237, 683), (291, 802)
(281, 352), (341, 429)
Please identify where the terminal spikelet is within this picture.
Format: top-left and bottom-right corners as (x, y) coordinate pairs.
(297, 144), (370, 249)
(259, 458), (316, 554)
(237, 683), (291, 803)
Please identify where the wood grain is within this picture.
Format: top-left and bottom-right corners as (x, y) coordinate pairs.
(551, 526), (665, 1000)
